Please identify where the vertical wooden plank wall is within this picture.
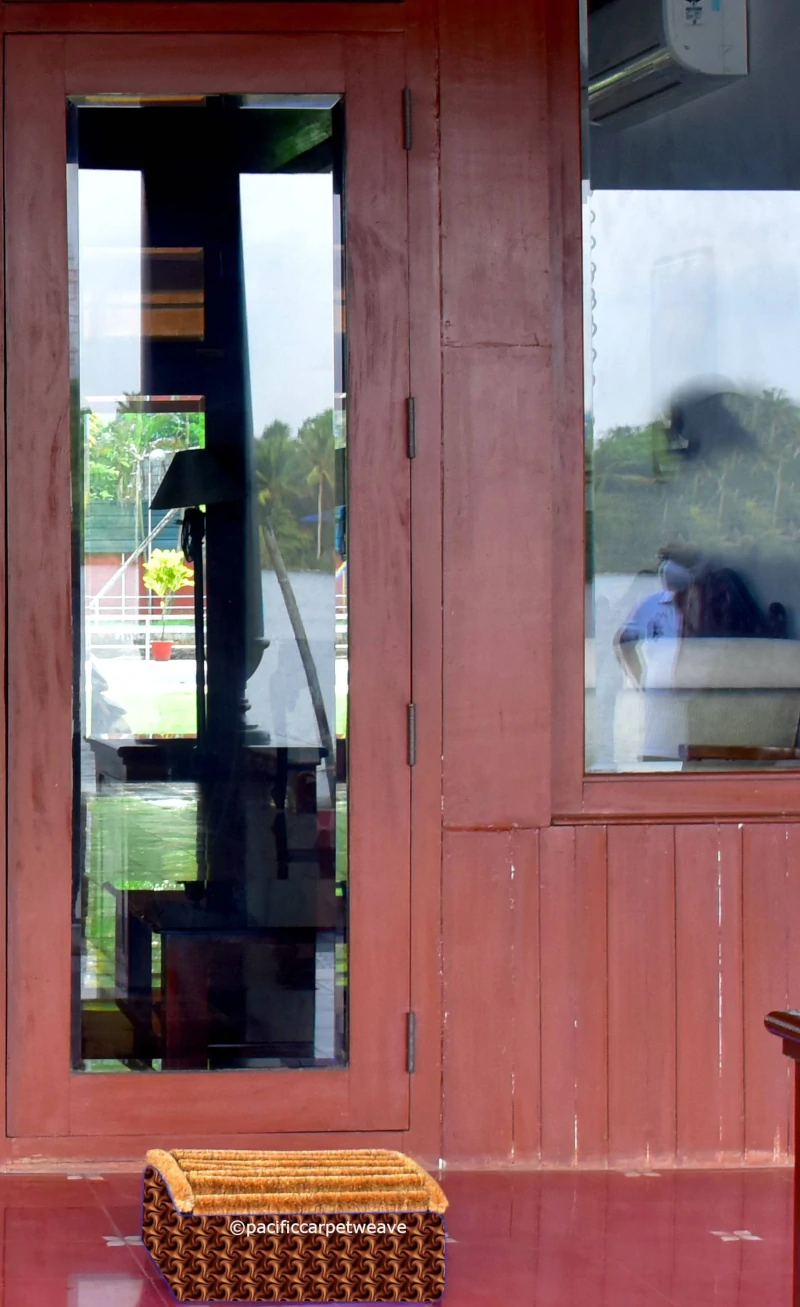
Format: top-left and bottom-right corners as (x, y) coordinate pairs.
(435, 0), (800, 1167)
(441, 820), (800, 1166)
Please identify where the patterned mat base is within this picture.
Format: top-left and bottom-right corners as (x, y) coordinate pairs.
(142, 1162), (447, 1302)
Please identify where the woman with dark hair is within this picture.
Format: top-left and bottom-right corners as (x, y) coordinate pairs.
(683, 564), (771, 639)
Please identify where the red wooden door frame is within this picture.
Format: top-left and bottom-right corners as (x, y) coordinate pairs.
(5, 31), (412, 1141)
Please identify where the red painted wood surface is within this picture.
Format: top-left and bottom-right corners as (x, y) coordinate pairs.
(547, 0), (585, 816)
(675, 825), (744, 1163)
(607, 826), (676, 1165)
(61, 32), (344, 88)
(742, 826), (800, 1160)
(405, 7), (446, 1165)
(438, 0), (553, 833)
(565, 775), (800, 822)
(341, 30), (413, 1128)
(763, 1016), (800, 1304)
(2, 2), (411, 31)
(0, 42), (8, 1158)
(439, 0), (550, 350)
(442, 830), (516, 1163)
(539, 826), (608, 1165)
(538, 827), (578, 1166)
(5, 30), (413, 1140)
(510, 828), (542, 1163)
(441, 345), (553, 829)
(437, 819), (800, 1170)
(5, 35), (73, 1141)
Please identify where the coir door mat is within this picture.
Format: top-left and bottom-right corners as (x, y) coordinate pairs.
(142, 1147), (448, 1302)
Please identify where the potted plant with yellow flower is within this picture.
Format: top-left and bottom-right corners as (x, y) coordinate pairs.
(142, 548), (194, 662)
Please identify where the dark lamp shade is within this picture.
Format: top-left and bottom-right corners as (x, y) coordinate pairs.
(150, 448), (244, 510)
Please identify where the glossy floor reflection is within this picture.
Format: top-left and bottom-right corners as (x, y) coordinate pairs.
(0, 1168), (790, 1304)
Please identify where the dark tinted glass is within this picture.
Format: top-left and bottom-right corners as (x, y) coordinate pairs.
(70, 95), (348, 1070)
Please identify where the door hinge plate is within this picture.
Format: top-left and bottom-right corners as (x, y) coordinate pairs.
(407, 396), (416, 459)
(403, 88), (413, 150)
(407, 702), (417, 767)
(406, 1011), (416, 1073)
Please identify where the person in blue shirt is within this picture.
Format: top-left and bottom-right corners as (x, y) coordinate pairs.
(614, 553), (695, 690)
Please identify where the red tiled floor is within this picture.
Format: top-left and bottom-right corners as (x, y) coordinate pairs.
(0, 1167), (790, 1304)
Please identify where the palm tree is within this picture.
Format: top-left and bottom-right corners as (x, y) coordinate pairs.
(255, 420), (296, 513)
(253, 420), (313, 567)
(255, 417), (335, 801)
(87, 400), (204, 543)
(298, 410), (335, 560)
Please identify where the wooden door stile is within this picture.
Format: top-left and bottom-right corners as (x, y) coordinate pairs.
(405, 4), (446, 1165)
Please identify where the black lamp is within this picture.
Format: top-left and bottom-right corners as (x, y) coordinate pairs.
(151, 448), (243, 742)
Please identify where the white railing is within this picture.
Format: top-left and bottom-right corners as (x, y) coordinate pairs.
(88, 586), (348, 658)
(86, 594), (198, 659)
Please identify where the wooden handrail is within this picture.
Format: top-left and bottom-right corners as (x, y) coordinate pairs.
(765, 1010), (800, 1055)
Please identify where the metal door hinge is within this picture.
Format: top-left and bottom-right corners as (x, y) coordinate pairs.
(407, 396), (416, 459)
(406, 1011), (417, 1073)
(407, 702), (417, 767)
(403, 88), (413, 150)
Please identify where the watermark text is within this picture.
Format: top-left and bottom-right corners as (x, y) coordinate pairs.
(229, 1219), (408, 1237)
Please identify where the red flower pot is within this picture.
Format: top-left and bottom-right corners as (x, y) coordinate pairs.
(152, 640), (173, 662)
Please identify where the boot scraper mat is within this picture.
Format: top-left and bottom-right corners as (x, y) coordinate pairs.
(142, 1147), (448, 1302)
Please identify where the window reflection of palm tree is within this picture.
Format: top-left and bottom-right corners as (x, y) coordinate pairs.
(254, 419), (336, 804)
(298, 411), (335, 561)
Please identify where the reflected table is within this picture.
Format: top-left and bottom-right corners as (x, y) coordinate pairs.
(88, 736), (199, 783)
(104, 885), (327, 1068)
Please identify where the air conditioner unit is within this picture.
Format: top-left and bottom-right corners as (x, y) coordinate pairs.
(588, 0), (748, 126)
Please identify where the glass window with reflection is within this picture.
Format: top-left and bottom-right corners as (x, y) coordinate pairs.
(70, 94), (347, 1071)
(583, 0), (800, 772)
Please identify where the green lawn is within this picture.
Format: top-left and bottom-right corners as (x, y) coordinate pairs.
(100, 683), (347, 740)
(115, 688), (197, 738)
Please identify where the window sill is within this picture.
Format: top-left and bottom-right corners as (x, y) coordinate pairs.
(554, 770), (800, 824)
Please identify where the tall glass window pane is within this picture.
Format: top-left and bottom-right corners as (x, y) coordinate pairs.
(70, 95), (347, 1070)
(583, 0), (800, 772)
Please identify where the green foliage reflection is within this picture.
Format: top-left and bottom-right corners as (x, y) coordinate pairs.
(589, 388), (800, 575)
